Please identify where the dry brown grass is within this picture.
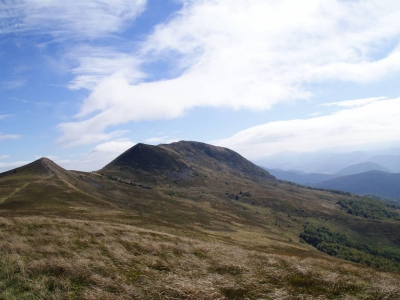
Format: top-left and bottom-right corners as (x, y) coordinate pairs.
(1, 216), (400, 299)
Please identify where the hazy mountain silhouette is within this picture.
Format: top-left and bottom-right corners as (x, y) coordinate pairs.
(315, 170), (400, 199)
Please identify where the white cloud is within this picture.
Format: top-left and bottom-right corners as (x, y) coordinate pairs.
(34, 155), (59, 160)
(0, 161), (30, 173)
(58, 123), (129, 147)
(1, 79), (26, 89)
(56, 139), (136, 171)
(144, 136), (178, 144)
(67, 46), (145, 90)
(322, 97), (387, 108)
(215, 97), (400, 160)
(58, 0), (400, 145)
(0, 133), (20, 141)
(0, 0), (147, 39)
(0, 139), (135, 172)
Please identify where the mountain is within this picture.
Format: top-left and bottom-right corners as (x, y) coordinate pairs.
(369, 154), (400, 172)
(255, 148), (400, 174)
(102, 141), (274, 184)
(334, 162), (392, 176)
(0, 157), (116, 216)
(1, 141), (400, 299)
(315, 170), (400, 199)
(262, 167), (333, 185)
(263, 162), (393, 187)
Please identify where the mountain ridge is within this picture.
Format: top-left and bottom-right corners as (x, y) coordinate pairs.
(102, 140), (274, 185)
(315, 170), (400, 199)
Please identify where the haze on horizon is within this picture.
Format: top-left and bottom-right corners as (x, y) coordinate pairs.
(1, 0), (400, 172)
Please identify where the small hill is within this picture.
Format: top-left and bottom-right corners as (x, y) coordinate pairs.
(0, 157), (56, 178)
(334, 162), (392, 177)
(0, 158), (115, 215)
(315, 170), (400, 199)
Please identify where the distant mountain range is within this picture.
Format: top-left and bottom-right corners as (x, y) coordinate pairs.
(314, 171), (400, 200)
(264, 161), (393, 184)
(263, 162), (400, 201)
(262, 168), (334, 185)
(255, 147), (400, 174)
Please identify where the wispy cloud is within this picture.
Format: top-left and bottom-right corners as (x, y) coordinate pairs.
(144, 136), (178, 144)
(0, 161), (30, 173)
(0, 133), (20, 141)
(0, 155), (10, 160)
(57, 139), (136, 171)
(322, 97), (387, 108)
(58, 0), (400, 146)
(67, 46), (145, 91)
(1, 79), (26, 89)
(0, 0), (147, 39)
(215, 97), (400, 159)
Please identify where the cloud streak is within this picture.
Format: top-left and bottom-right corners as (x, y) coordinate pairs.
(215, 97), (400, 159)
(58, 0), (400, 145)
(0, 133), (20, 141)
(0, 0), (147, 39)
(56, 139), (136, 171)
(322, 97), (387, 108)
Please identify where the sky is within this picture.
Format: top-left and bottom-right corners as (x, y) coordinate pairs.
(1, 0), (400, 172)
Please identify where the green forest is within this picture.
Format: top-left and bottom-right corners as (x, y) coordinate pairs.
(300, 224), (400, 272)
(337, 198), (400, 220)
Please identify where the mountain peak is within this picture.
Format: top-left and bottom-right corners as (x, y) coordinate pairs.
(101, 141), (274, 184)
(0, 157), (64, 179)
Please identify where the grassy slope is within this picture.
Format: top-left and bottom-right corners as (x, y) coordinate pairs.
(1, 155), (400, 299)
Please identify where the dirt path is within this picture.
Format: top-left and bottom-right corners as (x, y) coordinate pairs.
(0, 175), (54, 204)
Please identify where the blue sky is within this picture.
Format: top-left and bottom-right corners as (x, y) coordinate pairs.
(1, 0), (400, 171)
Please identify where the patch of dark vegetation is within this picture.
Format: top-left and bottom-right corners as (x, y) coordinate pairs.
(103, 173), (152, 189)
(225, 190), (252, 201)
(300, 224), (400, 272)
(367, 194), (400, 205)
(306, 185), (353, 196)
(337, 198), (400, 220)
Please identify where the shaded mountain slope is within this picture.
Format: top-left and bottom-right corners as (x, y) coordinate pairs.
(102, 141), (274, 185)
(315, 170), (400, 199)
(163, 141), (273, 180)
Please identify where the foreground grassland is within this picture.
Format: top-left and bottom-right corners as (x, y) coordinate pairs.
(1, 216), (400, 300)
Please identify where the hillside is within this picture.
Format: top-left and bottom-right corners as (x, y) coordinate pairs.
(315, 170), (400, 199)
(1, 142), (400, 299)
